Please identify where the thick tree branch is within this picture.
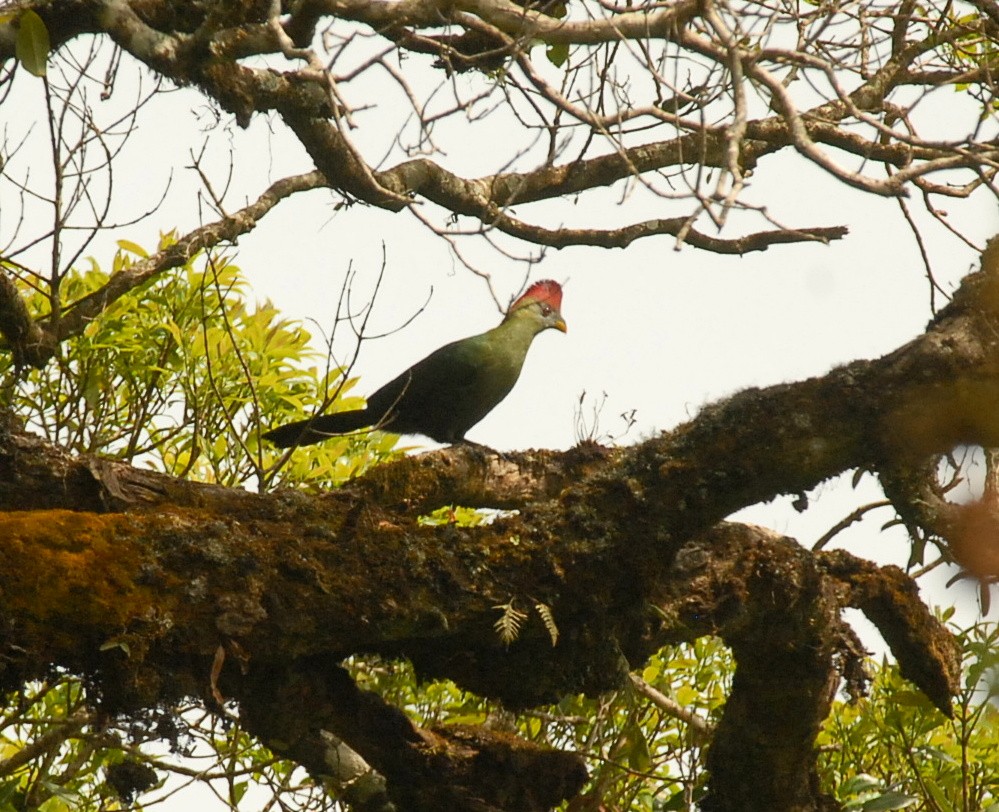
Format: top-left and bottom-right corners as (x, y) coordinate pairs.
(0, 463), (950, 811)
(683, 527), (845, 812)
(818, 550), (960, 713)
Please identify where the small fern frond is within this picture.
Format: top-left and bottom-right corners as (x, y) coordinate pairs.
(534, 602), (559, 646)
(493, 600), (528, 645)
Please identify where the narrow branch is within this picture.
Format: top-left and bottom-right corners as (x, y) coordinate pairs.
(0, 710), (89, 777)
(629, 673), (713, 740)
(53, 171), (326, 346)
(470, 210), (849, 252)
(7, 0), (991, 258)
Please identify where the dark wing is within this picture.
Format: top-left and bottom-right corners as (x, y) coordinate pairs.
(364, 335), (500, 443)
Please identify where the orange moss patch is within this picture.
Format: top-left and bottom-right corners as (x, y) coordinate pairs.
(0, 510), (178, 645)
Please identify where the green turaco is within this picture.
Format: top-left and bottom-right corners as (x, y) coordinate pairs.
(263, 280), (566, 447)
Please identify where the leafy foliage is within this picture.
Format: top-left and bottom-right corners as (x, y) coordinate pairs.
(351, 638), (727, 810)
(535, 602), (559, 647)
(352, 626), (999, 812)
(819, 617), (999, 812)
(0, 681), (337, 812)
(0, 680), (119, 812)
(1, 237), (398, 490)
(493, 600), (530, 646)
(417, 505), (490, 527)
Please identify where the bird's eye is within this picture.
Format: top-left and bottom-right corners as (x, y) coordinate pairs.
(540, 303), (553, 316)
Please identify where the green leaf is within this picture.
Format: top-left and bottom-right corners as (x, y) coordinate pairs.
(861, 791), (919, 811)
(659, 790), (689, 811)
(116, 239), (149, 258)
(891, 690), (935, 710)
(673, 684), (697, 706)
(624, 722), (651, 772)
(546, 42), (569, 67)
(840, 774), (882, 796)
(918, 745), (957, 765)
(232, 781), (248, 805)
(0, 778), (22, 806)
(15, 9), (49, 77)
(99, 639), (131, 657)
(923, 778), (956, 812)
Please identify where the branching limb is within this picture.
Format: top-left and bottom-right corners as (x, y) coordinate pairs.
(8, 0), (997, 256)
(239, 661), (586, 812)
(629, 673), (713, 741)
(819, 549), (960, 714)
(53, 171), (326, 345)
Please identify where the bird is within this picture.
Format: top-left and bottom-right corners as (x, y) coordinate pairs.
(262, 280), (567, 448)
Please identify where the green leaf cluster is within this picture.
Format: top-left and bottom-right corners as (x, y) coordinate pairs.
(417, 505), (490, 527)
(350, 636), (732, 810)
(0, 681), (136, 812)
(352, 624), (999, 812)
(0, 679), (337, 812)
(936, 9), (999, 110)
(1, 235), (399, 490)
(819, 620), (999, 812)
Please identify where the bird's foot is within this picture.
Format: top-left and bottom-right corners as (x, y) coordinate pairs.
(456, 439), (513, 462)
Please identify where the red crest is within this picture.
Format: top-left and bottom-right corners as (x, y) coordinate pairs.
(510, 280), (563, 313)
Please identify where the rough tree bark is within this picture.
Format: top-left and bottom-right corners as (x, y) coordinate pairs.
(3, 240), (999, 809)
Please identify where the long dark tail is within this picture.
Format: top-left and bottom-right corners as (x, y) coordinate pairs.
(262, 409), (372, 448)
